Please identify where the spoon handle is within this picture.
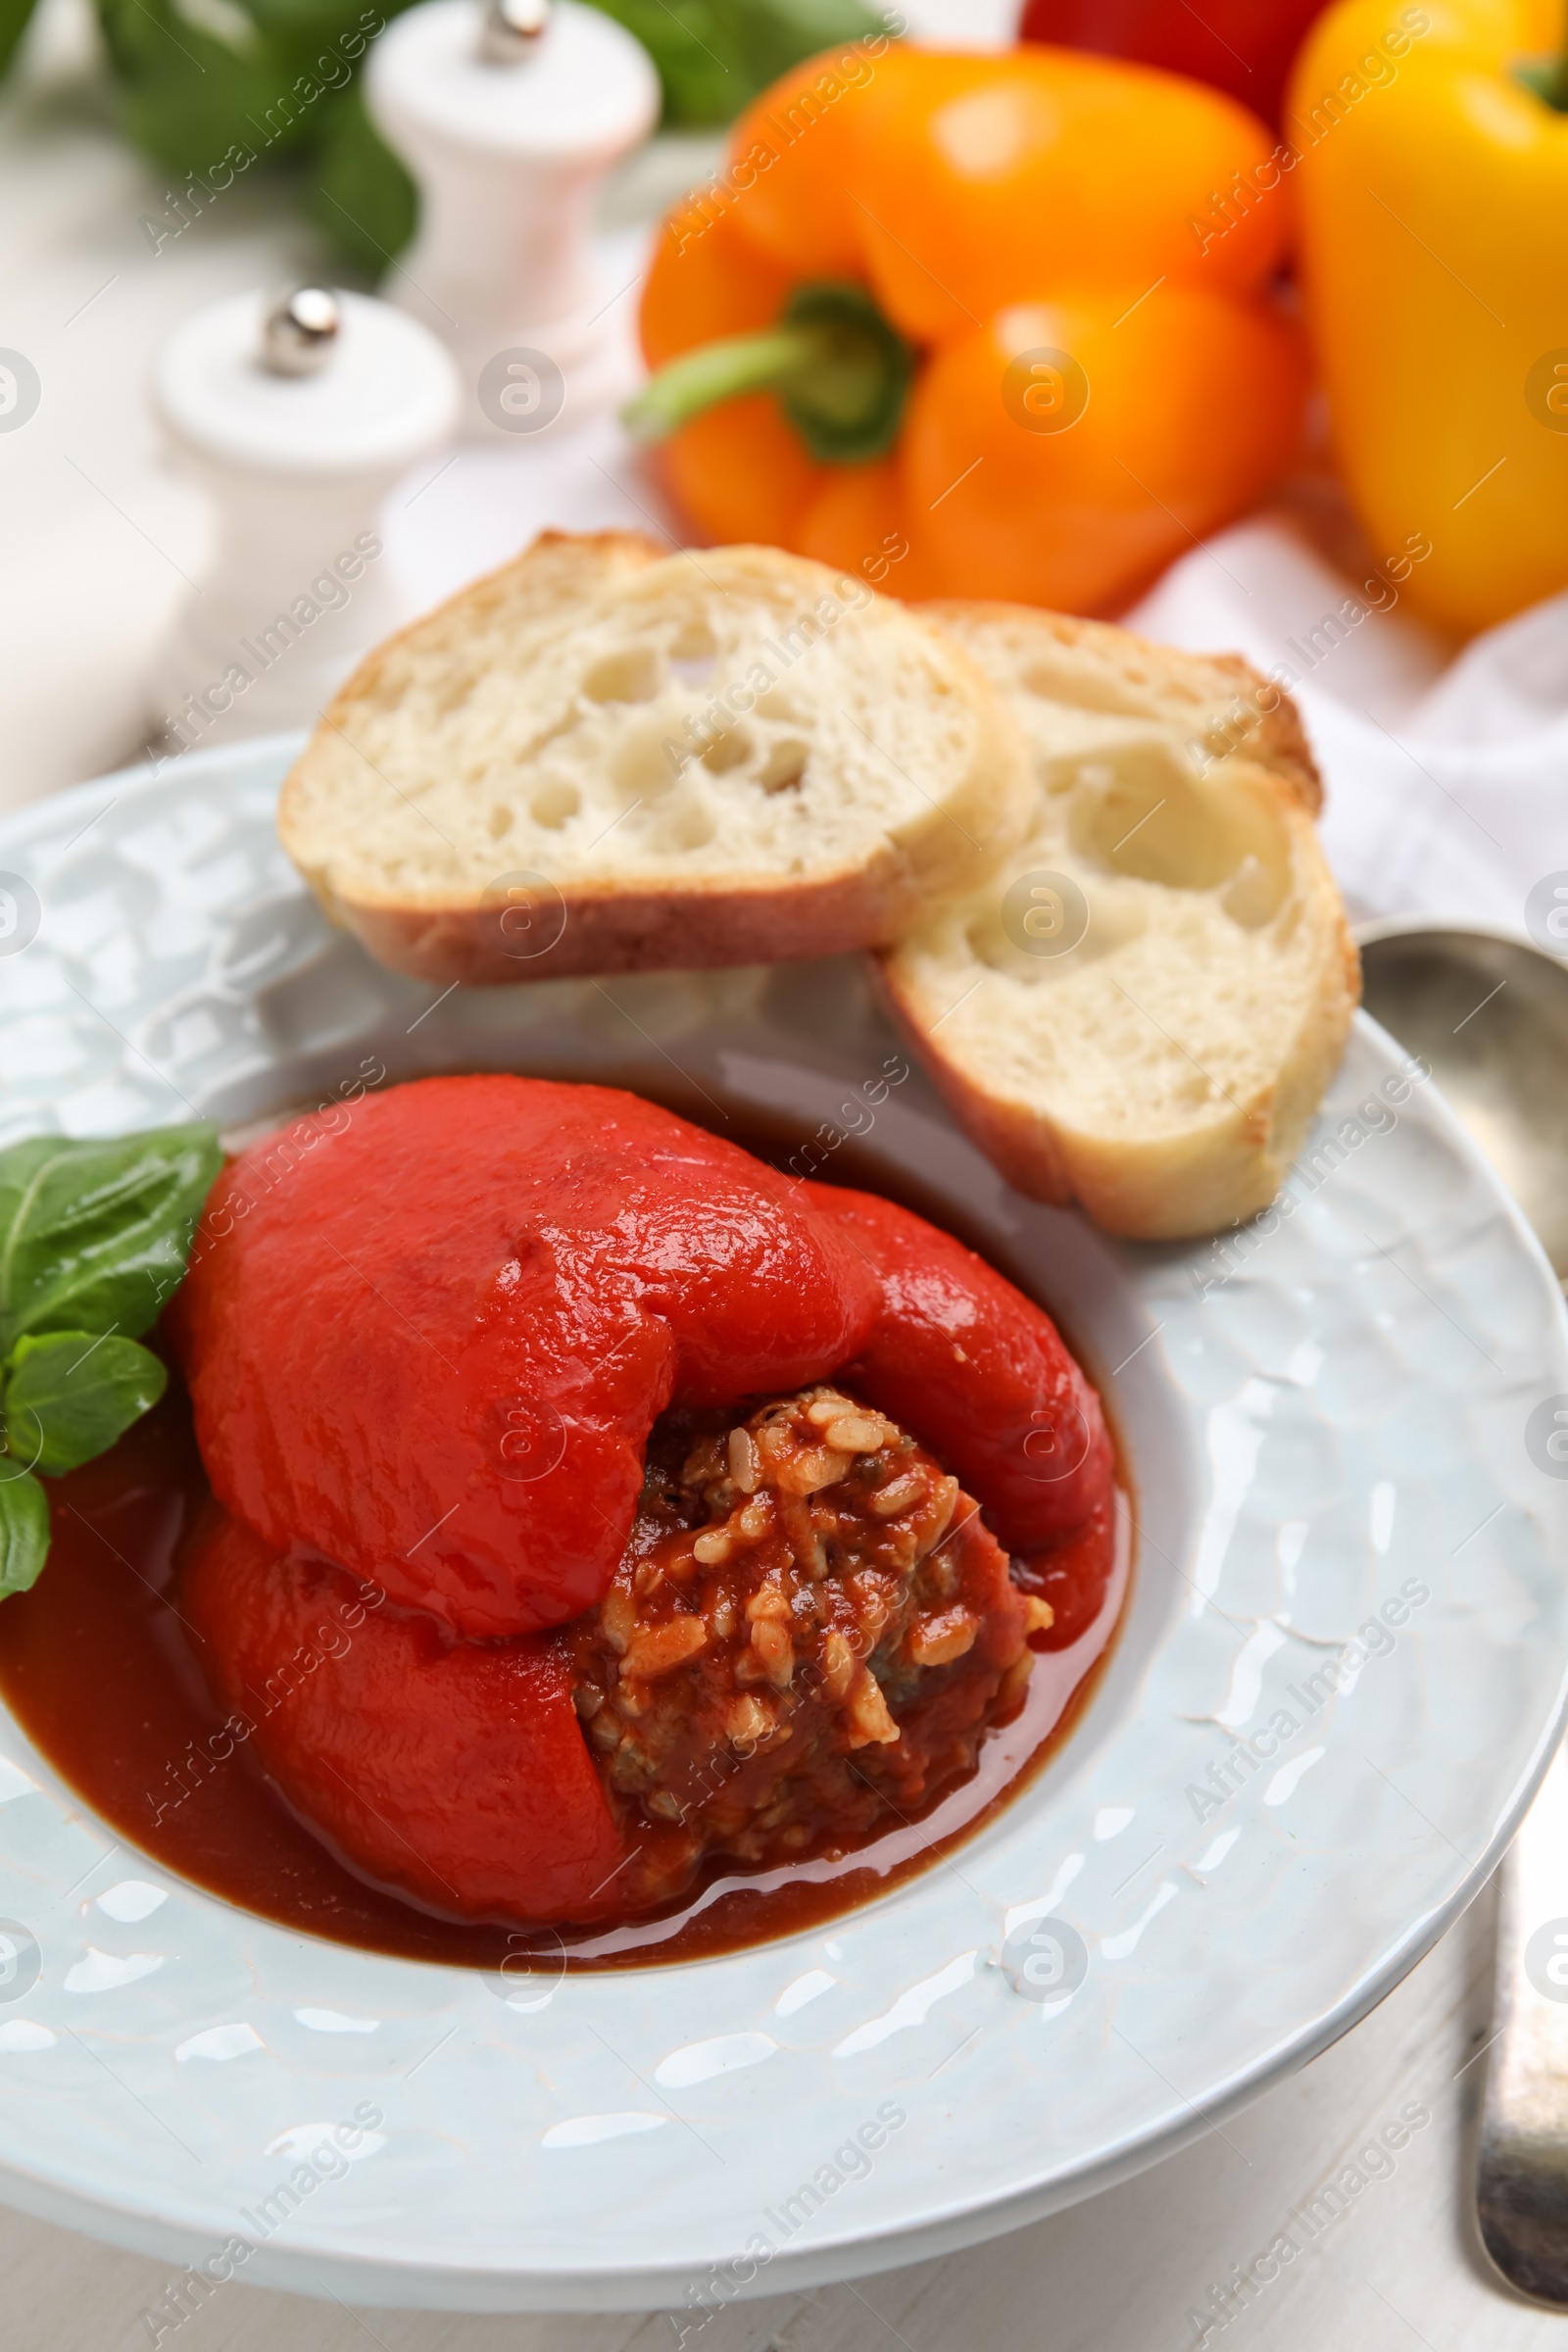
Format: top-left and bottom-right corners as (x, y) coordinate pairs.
(1477, 1740), (1568, 2303)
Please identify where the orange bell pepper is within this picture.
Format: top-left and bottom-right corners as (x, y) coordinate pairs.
(630, 44), (1307, 612)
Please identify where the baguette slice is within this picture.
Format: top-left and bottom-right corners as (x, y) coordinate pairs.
(879, 603), (1360, 1242)
(279, 534), (1032, 984)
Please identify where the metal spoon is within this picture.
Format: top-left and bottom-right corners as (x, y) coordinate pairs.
(1357, 918), (1568, 2305)
(1358, 919), (1568, 1278)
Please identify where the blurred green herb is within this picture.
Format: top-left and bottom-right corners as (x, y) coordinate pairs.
(88, 0), (423, 269)
(0, 0), (883, 263)
(0, 1124), (221, 1600)
(589, 0), (884, 128)
(0, 0), (36, 75)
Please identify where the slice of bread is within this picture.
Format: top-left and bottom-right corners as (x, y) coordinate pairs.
(879, 602), (1360, 1242)
(279, 534), (1032, 984)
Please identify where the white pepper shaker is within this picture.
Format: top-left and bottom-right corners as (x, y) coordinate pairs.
(147, 285), (460, 754)
(366, 0), (661, 436)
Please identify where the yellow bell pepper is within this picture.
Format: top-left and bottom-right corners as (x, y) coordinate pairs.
(1289, 0), (1568, 634)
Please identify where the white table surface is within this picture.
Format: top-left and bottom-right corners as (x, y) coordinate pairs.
(1, 2), (1561, 2344)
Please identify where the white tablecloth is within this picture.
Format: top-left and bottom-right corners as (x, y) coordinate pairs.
(2, 3), (1565, 2346)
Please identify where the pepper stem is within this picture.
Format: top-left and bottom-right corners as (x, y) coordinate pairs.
(1514, 6), (1568, 109)
(624, 281), (916, 466)
(624, 326), (819, 442)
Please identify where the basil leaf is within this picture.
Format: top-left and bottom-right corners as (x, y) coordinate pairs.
(587, 0), (741, 125)
(309, 87), (418, 270)
(0, 0), (42, 76)
(0, 1470), (49, 1600)
(94, 0), (315, 172)
(585, 0), (883, 125)
(726, 0), (884, 106)
(0, 1124), (221, 1355)
(4, 1332), (168, 1478)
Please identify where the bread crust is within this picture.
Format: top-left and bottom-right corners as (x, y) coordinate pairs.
(330, 861), (961, 985)
(884, 598), (1358, 1242)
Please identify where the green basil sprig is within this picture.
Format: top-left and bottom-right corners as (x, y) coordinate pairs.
(0, 1124), (222, 1600)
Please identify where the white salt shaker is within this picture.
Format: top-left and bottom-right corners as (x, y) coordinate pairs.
(366, 0), (661, 436)
(148, 286), (460, 753)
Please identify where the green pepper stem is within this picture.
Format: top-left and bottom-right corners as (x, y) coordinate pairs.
(1514, 7), (1568, 109)
(623, 326), (822, 444)
(623, 280), (917, 467)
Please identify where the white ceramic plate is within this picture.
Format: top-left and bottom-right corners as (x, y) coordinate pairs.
(0, 736), (1566, 2314)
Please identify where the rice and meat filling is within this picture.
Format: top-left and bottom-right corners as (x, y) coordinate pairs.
(563, 1385), (1054, 1904)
